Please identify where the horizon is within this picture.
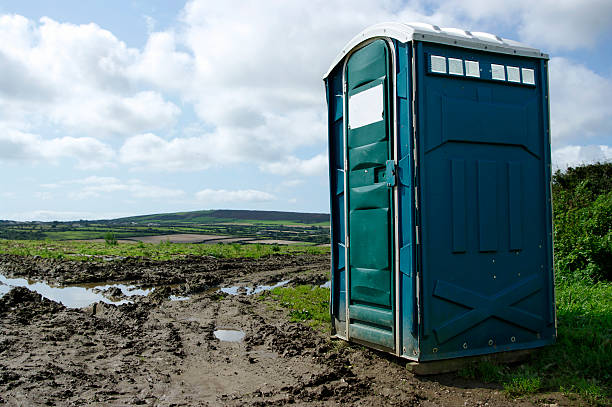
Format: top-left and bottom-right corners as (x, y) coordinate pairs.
(1, 0), (611, 222)
(0, 208), (332, 223)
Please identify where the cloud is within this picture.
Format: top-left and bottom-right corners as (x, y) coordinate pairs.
(427, 0), (612, 51)
(0, 15), (180, 136)
(6, 210), (131, 222)
(195, 188), (275, 204)
(259, 153), (328, 176)
(549, 57), (612, 145)
(552, 145), (612, 170)
(41, 176), (184, 200)
(0, 127), (114, 169)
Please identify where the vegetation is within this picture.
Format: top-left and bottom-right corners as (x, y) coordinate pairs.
(0, 239), (329, 261)
(266, 284), (331, 330)
(0, 210), (331, 244)
(552, 162), (611, 282)
(104, 231), (117, 246)
(116, 209), (329, 226)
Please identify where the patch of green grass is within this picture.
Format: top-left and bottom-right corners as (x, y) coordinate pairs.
(503, 375), (542, 397)
(459, 279), (611, 405)
(0, 239), (329, 261)
(268, 285), (330, 329)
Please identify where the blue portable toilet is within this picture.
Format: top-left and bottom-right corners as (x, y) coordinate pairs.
(323, 23), (555, 362)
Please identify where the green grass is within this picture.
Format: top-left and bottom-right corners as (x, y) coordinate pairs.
(459, 279), (612, 405)
(0, 239), (329, 261)
(266, 284), (331, 329)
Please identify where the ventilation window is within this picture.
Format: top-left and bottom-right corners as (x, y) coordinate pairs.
(522, 68), (535, 85)
(491, 64), (505, 80)
(507, 66), (520, 82)
(448, 58), (464, 75)
(465, 60), (480, 77)
(431, 55), (446, 73)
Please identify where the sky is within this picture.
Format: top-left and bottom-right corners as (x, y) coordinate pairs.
(0, 0), (611, 221)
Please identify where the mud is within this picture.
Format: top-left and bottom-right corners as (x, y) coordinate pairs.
(0, 253), (577, 406)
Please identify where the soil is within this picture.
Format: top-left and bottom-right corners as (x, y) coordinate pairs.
(0, 253), (577, 406)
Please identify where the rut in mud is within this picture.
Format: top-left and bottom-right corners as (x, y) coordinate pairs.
(0, 254), (575, 406)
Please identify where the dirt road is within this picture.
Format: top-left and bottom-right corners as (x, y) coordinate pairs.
(0, 254), (575, 406)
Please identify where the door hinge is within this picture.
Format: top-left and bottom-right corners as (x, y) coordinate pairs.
(385, 160), (396, 187)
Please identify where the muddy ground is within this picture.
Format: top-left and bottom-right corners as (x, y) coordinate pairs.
(0, 253), (576, 406)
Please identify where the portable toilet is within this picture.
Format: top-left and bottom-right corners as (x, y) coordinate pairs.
(323, 22), (555, 363)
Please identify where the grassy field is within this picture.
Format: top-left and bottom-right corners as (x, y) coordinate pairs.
(0, 209), (331, 243)
(0, 239), (329, 261)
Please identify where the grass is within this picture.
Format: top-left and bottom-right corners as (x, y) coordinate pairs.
(459, 279), (612, 405)
(0, 239), (329, 261)
(266, 284), (331, 330)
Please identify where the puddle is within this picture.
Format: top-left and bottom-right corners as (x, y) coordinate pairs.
(213, 329), (245, 342)
(169, 295), (190, 301)
(0, 273), (152, 308)
(92, 284), (153, 297)
(220, 279), (290, 296)
(320, 280), (331, 289)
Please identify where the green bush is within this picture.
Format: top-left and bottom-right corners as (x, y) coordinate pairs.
(104, 231), (117, 246)
(553, 162), (612, 282)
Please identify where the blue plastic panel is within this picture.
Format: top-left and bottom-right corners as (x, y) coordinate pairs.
(414, 42), (555, 361)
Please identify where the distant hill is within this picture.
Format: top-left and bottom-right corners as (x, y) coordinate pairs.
(108, 209), (330, 226)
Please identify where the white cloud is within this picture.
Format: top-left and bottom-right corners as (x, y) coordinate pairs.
(428, 0), (612, 51)
(259, 153), (328, 176)
(552, 145), (612, 170)
(6, 210), (131, 222)
(281, 179), (305, 188)
(195, 188), (275, 203)
(0, 15), (180, 136)
(41, 176), (184, 201)
(0, 127), (114, 169)
(549, 57), (612, 145)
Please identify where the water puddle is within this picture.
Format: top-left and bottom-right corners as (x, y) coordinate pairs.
(213, 329), (245, 342)
(0, 273), (151, 308)
(220, 279), (290, 296)
(169, 295), (190, 301)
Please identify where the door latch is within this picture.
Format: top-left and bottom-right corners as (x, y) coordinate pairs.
(385, 160), (396, 187)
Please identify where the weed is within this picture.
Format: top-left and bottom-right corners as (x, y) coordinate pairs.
(503, 375), (542, 397)
(269, 285), (330, 329)
(104, 232), (117, 246)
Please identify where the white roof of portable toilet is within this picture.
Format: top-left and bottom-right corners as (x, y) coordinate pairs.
(324, 22), (547, 79)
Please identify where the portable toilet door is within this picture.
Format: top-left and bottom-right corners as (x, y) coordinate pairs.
(324, 23), (556, 361)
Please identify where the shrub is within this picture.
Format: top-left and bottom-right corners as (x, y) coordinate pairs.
(104, 231), (117, 246)
(553, 162), (612, 282)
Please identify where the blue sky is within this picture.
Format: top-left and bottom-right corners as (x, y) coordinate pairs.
(0, 0), (611, 221)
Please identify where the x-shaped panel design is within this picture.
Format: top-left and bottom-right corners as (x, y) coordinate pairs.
(432, 274), (543, 344)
